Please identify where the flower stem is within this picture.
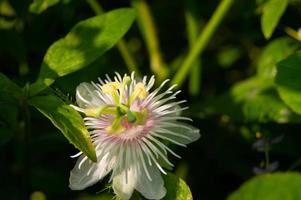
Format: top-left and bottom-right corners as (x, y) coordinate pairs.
(85, 0), (141, 76)
(131, 0), (169, 82)
(171, 0), (235, 86)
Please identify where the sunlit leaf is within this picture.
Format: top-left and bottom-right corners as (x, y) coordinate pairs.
(228, 172), (301, 200)
(257, 37), (300, 81)
(204, 77), (301, 123)
(275, 51), (301, 115)
(29, 0), (60, 14)
(163, 173), (193, 200)
(29, 94), (97, 162)
(261, 0), (288, 39)
(30, 8), (136, 95)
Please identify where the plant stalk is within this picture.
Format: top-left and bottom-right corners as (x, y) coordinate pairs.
(171, 0), (235, 86)
(131, 0), (169, 81)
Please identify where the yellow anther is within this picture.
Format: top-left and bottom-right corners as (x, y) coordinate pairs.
(128, 82), (148, 105)
(101, 82), (120, 94)
(134, 83), (148, 99)
(84, 106), (104, 117)
(84, 106), (117, 117)
(132, 83), (148, 100)
(101, 81), (121, 104)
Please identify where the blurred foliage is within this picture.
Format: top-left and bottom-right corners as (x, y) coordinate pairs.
(228, 172), (301, 200)
(1, 0), (301, 199)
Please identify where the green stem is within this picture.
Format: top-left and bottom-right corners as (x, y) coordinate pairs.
(86, 0), (104, 14)
(185, 0), (202, 96)
(85, 0), (141, 76)
(171, 0), (235, 86)
(19, 90), (31, 199)
(117, 41), (139, 73)
(264, 143), (270, 169)
(131, 0), (169, 81)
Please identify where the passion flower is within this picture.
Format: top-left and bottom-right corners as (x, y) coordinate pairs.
(69, 72), (200, 200)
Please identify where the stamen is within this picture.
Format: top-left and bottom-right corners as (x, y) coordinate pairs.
(128, 82), (148, 105)
(101, 82), (120, 104)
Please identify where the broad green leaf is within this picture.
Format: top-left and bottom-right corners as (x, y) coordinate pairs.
(29, 94), (97, 162)
(30, 8), (136, 95)
(29, 0), (60, 14)
(0, 1), (17, 30)
(228, 172), (301, 200)
(163, 173), (192, 200)
(275, 51), (301, 114)
(204, 77), (301, 123)
(261, 0), (288, 39)
(257, 37), (300, 81)
(0, 73), (22, 103)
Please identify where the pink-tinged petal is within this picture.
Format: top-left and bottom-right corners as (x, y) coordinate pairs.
(135, 164), (166, 200)
(69, 154), (112, 190)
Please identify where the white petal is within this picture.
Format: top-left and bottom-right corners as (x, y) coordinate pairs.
(113, 168), (136, 200)
(157, 122), (200, 145)
(76, 82), (102, 108)
(69, 154), (112, 190)
(135, 164), (166, 200)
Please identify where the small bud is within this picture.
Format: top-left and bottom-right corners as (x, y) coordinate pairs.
(123, 76), (132, 85)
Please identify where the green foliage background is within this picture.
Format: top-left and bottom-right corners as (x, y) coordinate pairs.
(1, 0), (301, 199)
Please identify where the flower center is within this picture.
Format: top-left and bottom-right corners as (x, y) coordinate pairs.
(84, 76), (149, 135)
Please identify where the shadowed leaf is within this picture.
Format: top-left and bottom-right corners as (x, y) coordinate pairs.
(29, 94), (97, 162)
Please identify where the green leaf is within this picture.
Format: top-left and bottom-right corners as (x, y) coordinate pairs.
(275, 51), (301, 114)
(0, 73), (22, 103)
(257, 37), (300, 81)
(29, 94), (97, 162)
(163, 173), (193, 200)
(30, 8), (136, 95)
(261, 0), (288, 39)
(29, 0), (60, 14)
(228, 172), (301, 200)
(204, 77), (301, 123)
